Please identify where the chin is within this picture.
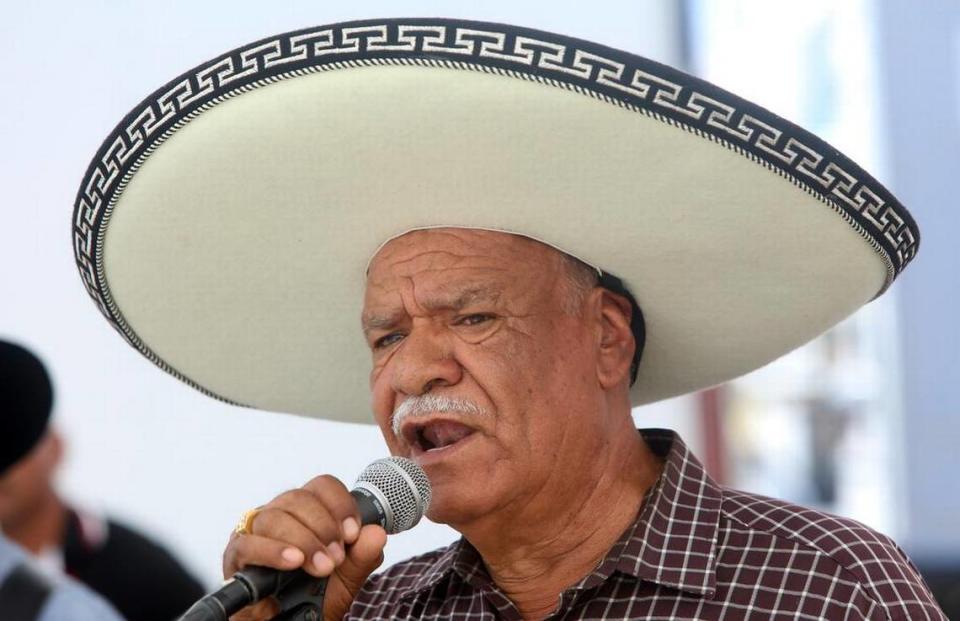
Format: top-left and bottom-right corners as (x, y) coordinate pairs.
(424, 489), (493, 528)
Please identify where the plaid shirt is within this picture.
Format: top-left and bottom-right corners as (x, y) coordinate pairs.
(348, 430), (945, 620)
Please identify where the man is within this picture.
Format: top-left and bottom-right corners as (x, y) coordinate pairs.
(0, 340), (123, 621)
(223, 228), (944, 620)
(0, 341), (207, 621)
(68, 18), (945, 620)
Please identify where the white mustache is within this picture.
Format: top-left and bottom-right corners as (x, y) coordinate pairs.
(391, 394), (489, 437)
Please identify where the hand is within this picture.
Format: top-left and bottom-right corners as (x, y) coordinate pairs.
(223, 475), (388, 621)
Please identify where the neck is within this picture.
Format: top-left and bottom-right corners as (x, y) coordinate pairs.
(459, 421), (662, 620)
(3, 491), (65, 555)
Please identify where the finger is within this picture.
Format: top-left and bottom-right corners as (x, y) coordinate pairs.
(336, 525), (388, 597)
(249, 507), (340, 577)
(266, 489), (344, 550)
(323, 525), (387, 621)
(301, 475), (362, 543)
(223, 532), (305, 578)
(229, 597), (280, 621)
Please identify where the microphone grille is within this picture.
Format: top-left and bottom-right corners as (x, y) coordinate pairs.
(355, 457), (431, 534)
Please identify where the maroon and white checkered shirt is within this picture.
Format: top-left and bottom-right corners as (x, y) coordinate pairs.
(348, 429), (945, 619)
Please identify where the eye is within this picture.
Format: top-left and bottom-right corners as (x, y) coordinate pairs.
(455, 313), (495, 327)
(373, 332), (405, 350)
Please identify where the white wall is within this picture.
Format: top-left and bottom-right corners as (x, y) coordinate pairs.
(0, 1), (690, 587)
(874, 0), (960, 561)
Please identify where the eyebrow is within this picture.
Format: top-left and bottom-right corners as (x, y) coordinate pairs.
(361, 285), (501, 335)
(361, 313), (402, 335)
(443, 286), (501, 310)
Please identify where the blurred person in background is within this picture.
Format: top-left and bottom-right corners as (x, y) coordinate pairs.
(0, 340), (205, 621)
(1, 340), (123, 620)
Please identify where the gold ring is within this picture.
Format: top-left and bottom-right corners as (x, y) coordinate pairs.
(235, 507), (261, 536)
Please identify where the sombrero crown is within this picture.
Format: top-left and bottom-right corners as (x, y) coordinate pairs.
(73, 18), (918, 424)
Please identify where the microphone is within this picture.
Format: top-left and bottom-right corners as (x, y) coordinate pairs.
(180, 457), (431, 621)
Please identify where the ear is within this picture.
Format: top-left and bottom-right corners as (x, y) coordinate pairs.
(593, 288), (636, 390)
(45, 430), (64, 470)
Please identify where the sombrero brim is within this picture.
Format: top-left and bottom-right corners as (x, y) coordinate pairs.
(73, 18), (918, 424)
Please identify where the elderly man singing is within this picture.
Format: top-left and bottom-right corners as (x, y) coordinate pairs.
(71, 18), (945, 620)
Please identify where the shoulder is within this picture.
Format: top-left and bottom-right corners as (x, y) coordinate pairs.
(100, 519), (175, 558)
(97, 518), (201, 587)
(42, 581), (124, 621)
(66, 510), (195, 578)
(722, 488), (911, 579)
(68, 518), (205, 620)
(0, 534), (28, 580)
(1, 535), (121, 620)
(720, 487), (943, 620)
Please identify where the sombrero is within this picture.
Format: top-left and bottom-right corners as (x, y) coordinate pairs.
(72, 18), (918, 424)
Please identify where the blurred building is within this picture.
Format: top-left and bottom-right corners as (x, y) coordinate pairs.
(684, 1), (960, 615)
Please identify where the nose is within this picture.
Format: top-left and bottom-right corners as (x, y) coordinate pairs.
(391, 322), (463, 396)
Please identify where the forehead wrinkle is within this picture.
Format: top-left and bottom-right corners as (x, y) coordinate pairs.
(363, 230), (563, 331)
(372, 248), (473, 276)
(361, 281), (507, 335)
(422, 283), (501, 310)
(361, 275), (421, 335)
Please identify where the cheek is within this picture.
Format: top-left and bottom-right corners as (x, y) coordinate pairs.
(367, 366), (396, 433)
(0, 468), (35, 499)
(371, 403), (405, 457)
(369, 350), (396, 403)
(369, 379), (393, 427)
(493, 326), (559, 392)
(460, 335), (541, 439)
(461, 336), (531, 401)
(379, 430), (406, 457)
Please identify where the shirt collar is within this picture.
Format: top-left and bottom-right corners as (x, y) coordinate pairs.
(615, 429), (722, 597)
(403, 537), (463, 595)
(399, 429), (722, 600)
(403, 528), (500, 593)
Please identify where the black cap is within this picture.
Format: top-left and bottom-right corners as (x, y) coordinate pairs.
(0, 341), (53, 474)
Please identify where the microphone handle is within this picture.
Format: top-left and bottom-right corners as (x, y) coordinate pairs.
(178, 577), (253, 621)
(179, 566), (302, 621)
(272, 570), (328, 620)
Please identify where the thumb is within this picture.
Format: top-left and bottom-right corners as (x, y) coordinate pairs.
(324, 525), (387, 620)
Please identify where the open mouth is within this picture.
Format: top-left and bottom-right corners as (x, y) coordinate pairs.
(405, 420), (476, 453)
